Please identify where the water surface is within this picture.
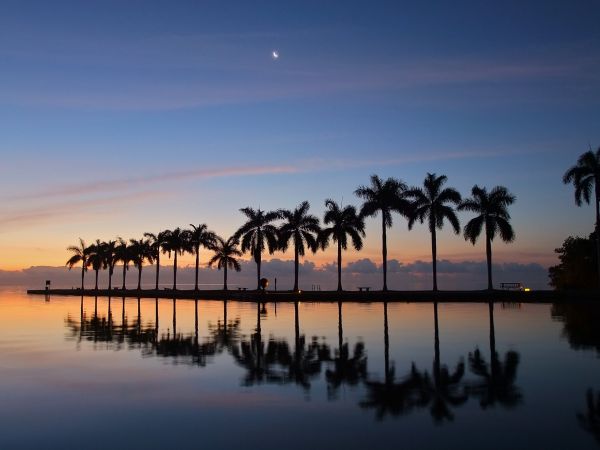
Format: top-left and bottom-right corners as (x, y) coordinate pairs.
(1, 287), (599, 449)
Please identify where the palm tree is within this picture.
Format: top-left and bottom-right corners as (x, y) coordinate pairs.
(355, 175), (412, 291)
(459, 185), (516, 290)
(161, 228), (189, 290)
(208, 236), (243, 290)
(563, 148), (600, 284)
(114, 238), (131, 290)
(188, 223), (217, 291)
(407, 173), (462, 291)
(144, 230), (169, 290)
(103, 240), (118, 291)
(85, 240), (105, 291)
(66, 238), (87, 291)
(234, 207), (281, 290)
(129, 238), (154, 290)
(278, 201), (321, 292)
(319, 200), (365, 291)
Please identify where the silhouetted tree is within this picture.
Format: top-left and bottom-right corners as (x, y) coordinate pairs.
(407, 173), (461, 291)
(129, 238), (154, 290)
(85, 240), (105, 291)
(355, 175), (412, 291)
(66, 238), (87, 290)
(161, 228), (189, 290)
(208, 236), (242, 290)
(563, 147), (600, 285)
(188, 223), (217, 291)
(234, 207), (281, 290)
(459, 185), (516, 290)
(102, 240), (118, 291)
(319, 200), (365, 291)
(278, 201), (320, 291)
(144, 230), (170, 290)
(114, 238), (131, 290)
(548, 233), (599, 290)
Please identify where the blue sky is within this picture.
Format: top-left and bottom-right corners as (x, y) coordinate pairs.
(1, 0), (599, 286)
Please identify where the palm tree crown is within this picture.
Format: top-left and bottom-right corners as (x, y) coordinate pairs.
(407, 173), (462, 291)
(278, 201), (321, 291)
(319, 200), (365, 291)
(209, 236), (243, 290)
(459, 185), (516, 290)
(144, 230), (170, 290)
(355, 175), (412, 291)
(85, 239), (105, 291)
(188, 223), (218, 291)
(234, 207), (281, 289)
(161, 228), (190, 290)
(129, 238), (154, 290)
(66, 238), (87, 291)
(114, 238), (131, 290)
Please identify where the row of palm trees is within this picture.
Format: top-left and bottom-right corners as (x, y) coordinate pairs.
(67, 173), (516, 292)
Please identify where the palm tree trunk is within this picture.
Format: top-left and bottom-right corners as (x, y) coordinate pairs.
(95, 269), (99, 291)
(595, 181), (600, 287)
(194, 246), (200, 291)
(81, 265), (85, 291)
(173, 253), (178, 290)
(108, 267), (113, 291)
(224, 265), (228, 290)
(294, 244), (299, 292)
(256, 251), (261, 290)
(486, 234), (493, 290)
(338, 301), (343, 350)
(137, 266), (142, 290)
(122, 263), (127, 290)
(382, 214), (388, 291)
(294, 301), (300, 345)
(431, 227), (438, 291)
(488, 301), (496, 357)
(383, 301), (390, 384)
(434, 302), (440, 370)
(337, 241), (343, 291)
(155, 253), (160, 290)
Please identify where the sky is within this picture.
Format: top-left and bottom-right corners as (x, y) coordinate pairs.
(1, 0), (599, 288)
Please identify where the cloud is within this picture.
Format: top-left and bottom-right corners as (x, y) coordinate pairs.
(345, 258), (378, 274)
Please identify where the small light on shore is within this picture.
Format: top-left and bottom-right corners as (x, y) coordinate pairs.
(524, 288), (531, 292)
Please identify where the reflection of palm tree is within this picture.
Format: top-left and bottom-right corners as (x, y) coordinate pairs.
(207, 300), (241, 353)
(407, 174), (461, 291)
(144, 230), (169, 290)
(188, 223), (217, 291)
(563, 148), (600, 284)
(468, 302), (522, 408)
(355, 175), (412, 291)
(578, 389), (600, 444)
(234, 207), (281, 290)
(326, 301), (367, 398)
(208, 236), (242, 290)
(66, 238), (88, 291)
(319, 201), (365, 291)
(459, 186), (516, 290)
(278, 202), (320, 292)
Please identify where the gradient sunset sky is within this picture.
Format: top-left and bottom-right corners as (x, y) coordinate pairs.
(1, 1), (599, 275)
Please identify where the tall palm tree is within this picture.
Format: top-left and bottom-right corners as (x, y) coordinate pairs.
(234, 207), (281, 290)
(278, 201), (321, 292)
(188, 223), (218, 291)
(66, 238), (87, 291)
(114, 238), (131, 290)
(355, 175), (412, 291)
(563, 148), (600, 284)
(161, 228), (189, 290)
(407, 173), (462, 291)
(103, 240), (118, 291)
(208, 236), (242, 290)
(85, 240), (105, 291)
(459, 185), (516, 290)
(129, 238), (154, 290)
(319, 200), (365, 291)
(144, 230), (169, 290)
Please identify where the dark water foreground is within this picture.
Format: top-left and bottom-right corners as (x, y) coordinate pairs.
(2, 287), (600, 450)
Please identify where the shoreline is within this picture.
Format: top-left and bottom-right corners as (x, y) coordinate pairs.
(26, 288), (599, 303)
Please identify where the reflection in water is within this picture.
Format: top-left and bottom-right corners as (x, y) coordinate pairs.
(578, 389), (600, 445)
(468, 302), (522, 409)
(552, 303), (600, 354)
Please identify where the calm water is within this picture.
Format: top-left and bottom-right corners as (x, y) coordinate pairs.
(1, 287), (599, 450)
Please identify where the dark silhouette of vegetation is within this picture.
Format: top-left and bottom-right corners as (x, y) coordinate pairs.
(578, 389), (600, 445)
(66, 238), (87, 290)
(103, 240), (118, 291)
(551, 302), (600, 354)
(319, 200), (365, 291)
(208, 236), (242, 290)
(278, 201), (320, 292)
(188, 223), (217, 291)
(114, 238), (131, 290)
(355, 175), (412, 291)
(161, 228), (189, 290)
(85, 239), (105, 291)
(129, 238), (153, 290)
(459, 186), (516, 290)
(407, 174), (461, 291)
(234, 207), (281, 290)
(548, 233), (599, 290)
(563, 147), (600, 285)
(144, 230), (170, 290)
